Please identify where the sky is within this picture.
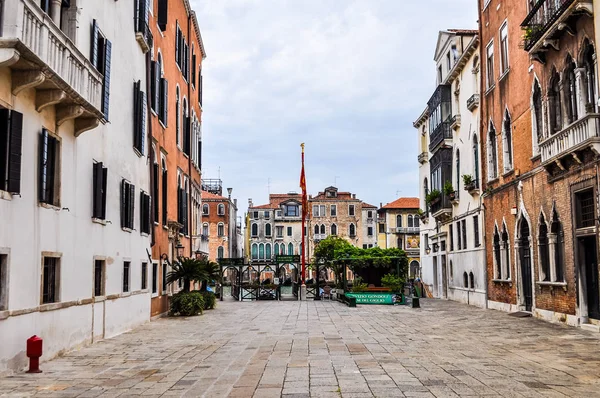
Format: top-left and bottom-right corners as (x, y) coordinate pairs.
(191, 0), (478, 211)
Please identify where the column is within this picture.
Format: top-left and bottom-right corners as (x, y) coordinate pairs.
(50, 0), (62, 26)
(548, 233), (558, 282)
(575, 67), (587, 117)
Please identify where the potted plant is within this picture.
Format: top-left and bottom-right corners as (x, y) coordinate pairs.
(462, 174), (477, 191)
(381, 273), (404, 293)
(426, 189), (441, 206)
(443, 181), (456, 200)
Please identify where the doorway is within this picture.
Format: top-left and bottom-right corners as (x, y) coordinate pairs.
(432, 256), (438, 297)
(580, 236), (600, 320)
(441, 255), (448, 299)
(519, 218), (533, 311)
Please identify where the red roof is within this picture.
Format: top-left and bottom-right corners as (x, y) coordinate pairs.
(201, 190), (228, 201)
(362, 203), (378, 209)
(381, 197), (420, 210)
(251, 193), (302, 210)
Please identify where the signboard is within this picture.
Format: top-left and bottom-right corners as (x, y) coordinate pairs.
(407, 235), (420, 249)
(345, 292), (404, 305)
(218, 258), (245, 266)
(275, 255), (300, 263)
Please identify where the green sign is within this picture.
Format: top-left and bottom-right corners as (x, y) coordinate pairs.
(345, 292), (404, 305)
(275, 255), (300, 263)
(218, 258), (245, 266)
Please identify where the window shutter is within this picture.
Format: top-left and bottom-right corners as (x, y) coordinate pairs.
(198, 139), (202, 170)
(153, 164), (159, 223)
(191, 54), (196, 86)
(177, 187), (181, 224)
(120, 180), (127, 228)
(129, 183), (135, 229)
(183, 191), (188, 234)
(6, 110), (23, 194)
(161, 78), (168, 125)
(101, 166), (107, 219)
(90, 19), (99, 68)
(102, 40), (112, 120)
(184, 116), (190, 156)
(93, 162), (103, 218)
(38, 129), (49, 203)
(154, 62), (160, 113)
(133, 81), (141, 151)
(135, 0), (148, 33)
(140, 192), (145, 233)
(162, 170), (167, 225)
(150, 61), (157, 111)
(198, 73), (202, 106)
(141, 90), (147, 155)
(175, 28), (180, 66)
(157, 0), (168, 31)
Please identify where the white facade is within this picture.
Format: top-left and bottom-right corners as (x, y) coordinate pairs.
(361, 207), (378, 249)
(416, 30), (486, 308)
(0, 0), (151, 373)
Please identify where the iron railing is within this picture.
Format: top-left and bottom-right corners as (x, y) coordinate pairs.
(429, 121), (452, 152)
(521, 0), (576, 51)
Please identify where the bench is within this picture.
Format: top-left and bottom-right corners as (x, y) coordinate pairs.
(365, 287), (392, 292)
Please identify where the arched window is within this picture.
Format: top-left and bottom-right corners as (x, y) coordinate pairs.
(176, 86), (181, 146)
(397, 215), (402, 228)
(549, 69), (562, 133)
(551, 209), (565, 282)
(161, 158), (167, 226)
(218, 223), (224, 237)
(274, 243), (279, 255)
(320, 224), (325, 234)
(397, 237), (403, 249)
(583, 40), (597, 112)
(423, 178), (429, 211)
(265, 243), (272, 259)
(218, 203), (225, 215)
(202, 203), (209, 215)
(493, 225), (501, 279)
(349, 223), (356, 237)
(488, 121), (498, 180)
(280, 243), (286, 255)
(565, 56), (578, 124)
(251, 243), (258, 260)
(202, 223), (208, 236)
(473, 135), (479, 187)
(414, 215), (420, 227)
(501, 222), (511, 280)
(456, 149), (460, 191)
(314, 225), (320, 235)
(251, 223), (258, 237)
(463, 272), (469, 288)
(532, 80), (543, 152)
(538, 213), (550, 281)
(265, 223), (272, 237)
(331, 224), (337, 235)
(217, 246), (224, 259)
(408, 215), (414, 228)
(288, 242), (294, 255)
(259, 243), (265, 259)
(469, 272), (474, 289)
(502, 109), (513, 172)
(449, 261), (454, 279)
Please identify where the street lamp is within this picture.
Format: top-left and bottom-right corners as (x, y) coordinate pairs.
(175, 240), (185, 258)
(425, 246), (431, 255)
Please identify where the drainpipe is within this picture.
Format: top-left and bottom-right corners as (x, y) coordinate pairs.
(145, 40), (155, 248)
(187, 13), (193, 258)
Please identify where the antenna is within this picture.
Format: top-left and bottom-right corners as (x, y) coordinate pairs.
(218, 166), (221, 179)
(396, 190), (402, 197)
(334, 176), (340, 186)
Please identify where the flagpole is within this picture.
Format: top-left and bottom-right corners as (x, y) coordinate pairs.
(301, 143), (306, 285)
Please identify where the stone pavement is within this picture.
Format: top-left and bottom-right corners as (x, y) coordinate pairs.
(2, 299), (600, 397)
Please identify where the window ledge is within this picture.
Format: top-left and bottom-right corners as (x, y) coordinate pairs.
(0, 190), (13, 201)
(0, 310), (9, 320)
(121, 292), (132, 298)
(537, 281), (567, 291)
(141, 232), (149, 237)
(498, 68), (510, 82)
(485, 84), (496, 96)
(163, 225), (168, 230)
(159, 120), (167, 129)
(530, 153), (541, 161)
(94, 296), (106, 303)
(92, 218), (107, 226)
(502, 169), (514, 178)
(492, 279), (512, 285)
(153, 221), (159, 226)
(133, 147), (144, 158)
(151, 109), (158, 116)
(487, 177), (499, 185)
(39, 202), (61, 211)
(122, 227), (133, 233)
(151, 292), (159, 298)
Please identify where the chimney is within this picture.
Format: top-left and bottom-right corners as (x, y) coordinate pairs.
(309, 194), (312, 199)
(248, 198), (253, 207)
(227, 187), (232, 199)
(352, 194), (356, 199)
(234, 199), (237, 208)
(380, 202), (383, 208)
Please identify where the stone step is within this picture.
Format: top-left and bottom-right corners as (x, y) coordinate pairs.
(580, 323), (600, 333)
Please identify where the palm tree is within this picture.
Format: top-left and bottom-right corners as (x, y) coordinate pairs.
(198, 258), (220, 291)
(166, 257), (206, 292)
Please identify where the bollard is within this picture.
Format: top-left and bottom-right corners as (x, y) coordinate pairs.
(412, 297), (420, 308)
(26, 335), (43, 373)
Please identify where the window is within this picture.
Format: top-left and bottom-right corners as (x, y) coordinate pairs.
(217, 246), (224, 259)
(446, 52), (451, 72)
(583, 40), (597, 112)
(473, 215), (480, 247)
(42, 256), (60, 304)
(566, 56), (578, 124)
(378, 224), (384, 233)
(276, 226), (284, 238)
(288, 243), (294, 255)
(449, 226), (454, 251)
(539, 213), (550, 281)
(253, 211), (259, 219)
(449, 260), (454, 279)
(264, 211), (270, 219)
(159, 71), (168, 126)
(121, 180), (135, 230)
(551, 209), (565, 282)
(473, 135), (480, 187)
(437, 65), (442, 83)
(92, 162), (108, 220)
(331, 205), (337, 216)
(486, 40), (494, 89)
(287, 226), (292, 236)
(349, 205), (355, 216)
(408, 215), (414, 228)
(140, 191), (151, 234)
(39, 129), (60, 206)
(251, 243), (258, 260)
(423, 178), (429, 212)
(469, 272), (474, 289)
(157, 0), (168, 30)
(284, 205), (299, 217)
(259, 243), (265, 259)
(487, 121), (498, 180)
(331, 224), (337, 235)
(502, 110), (513, 172)
(367, 210), (373, 219)
(175, 87), (181, 146)
(133, 81), (146, 155)
(549, 69), (562, 133)
(162, 261), (167, 293)
(314, 224), (319, 235)
(397, 215), (402, 228)
(265, 223), (272, 237)
(152, 263), (158, 294)
(320, 224), (326, 235)
(493, 225), (501, 279)
(177, 177), (188, 235)
(363, 244), (368, 249)
(0, 254), (7, 311)
(162, 159), (168, 226)
(349, 223), (356, 237)
(0, 109), (23, 194)
(501, 223), (511, 280)
(532, 80), (543, 155)
(90, 20), (112, 119)
(251, 223), (258, 237)
(218, 203), (225, 215)
(274, 243), (279, 256)
(461, 220), (467, 250)
(575, 189), (595, 229)
(94, 259), (105, 297)
(280, 243), (286, 255)
(455, 149), (460, 191)
(463, 272), (468, 288)
(123, 261), (130, 293)
(152, 153), (159, 224)
(202, 223), (208, 236)
(265, 243), (271, 259)
(202, 203), (209, 215)
(457, 222), (462, 250)
(313, 205), (319, 217)
(499, 22), (509, 74)
(368, 227), (373, 236)
(218, 223), (224, 237)
(414, 216), (420, 227)
(141, 262), (148, 290)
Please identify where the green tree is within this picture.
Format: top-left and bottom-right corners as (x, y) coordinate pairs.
(198, 258), (220, 292)
(166, 257), (206, 292)
(313, 236), (353, 287)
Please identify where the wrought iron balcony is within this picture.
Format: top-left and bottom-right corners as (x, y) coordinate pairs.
(540, 113), (600, 166)
(394, 227), (420, 234)
(418, 152), (429, 164)
(450, 114), (461, 131)
(135, 20), (153, 54)
(429, 121), (452, 152)
(0, 0), (104, 135)
(521, 0), (593, 54)
(467, 94), (479, 111)
(430, 196), (452, 222)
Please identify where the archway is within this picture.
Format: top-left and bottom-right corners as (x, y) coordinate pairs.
(518, 217), (533, 311)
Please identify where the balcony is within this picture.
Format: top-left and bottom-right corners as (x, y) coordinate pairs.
(394, 227), (420, 234)
(366, 218), (374, 224)
(540, 113), (600, 167)
(135, 20), (153, 54)
(430, 196), (452, 222)
(521, 0), (593, 56)
(0, 0), (104, 135)
(467, 94), (479, 111)
(429, 121), (452, 152)
(418, 152), (429, 164)
(450, 114), (461, 131)
(313, 234), (327, 241)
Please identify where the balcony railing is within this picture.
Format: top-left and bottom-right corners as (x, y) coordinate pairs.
(467, 94), (479, 111)
(540, 113), (600, 164)
(429, 121), (452, 152)
(430, 196), (452, 221)
(0, 0), (104, 131)
(418, 152), (429, 164)
(395, 227), (420, 234)
(450, 114), (461, 131)
(521, 0), (592, 52)
(135, 18), (153, 54)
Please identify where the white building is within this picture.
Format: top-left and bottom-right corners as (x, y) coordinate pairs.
(0, 0), (151, 373)
(415, 30), (486, 307)
(361, 203), (378, 249)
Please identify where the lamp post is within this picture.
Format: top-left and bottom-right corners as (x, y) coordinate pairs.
(176, 240), (185, 258)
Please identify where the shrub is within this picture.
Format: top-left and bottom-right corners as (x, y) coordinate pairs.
(443, 181), (454, 196)
(170, 291), (205, 316)
(381, 273), (404, 293)
(351, 277), (368, 292)
(201, 291), (216, 310)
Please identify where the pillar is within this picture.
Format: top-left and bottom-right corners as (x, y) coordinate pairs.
(548, 233), (558, 282)
(50, 0), (62, 26)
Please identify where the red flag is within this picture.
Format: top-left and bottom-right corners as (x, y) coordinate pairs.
(300, 145), (307, 217)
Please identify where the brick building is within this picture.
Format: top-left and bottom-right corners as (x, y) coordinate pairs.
(479, 0), (598, 327)
(201, 185), (242, 262)
(147, 0), (206, 318)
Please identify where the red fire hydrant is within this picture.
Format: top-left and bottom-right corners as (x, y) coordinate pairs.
(26, 335), (43, 373)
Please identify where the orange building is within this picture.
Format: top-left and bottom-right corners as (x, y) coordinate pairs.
(144, 0), (206, 317)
